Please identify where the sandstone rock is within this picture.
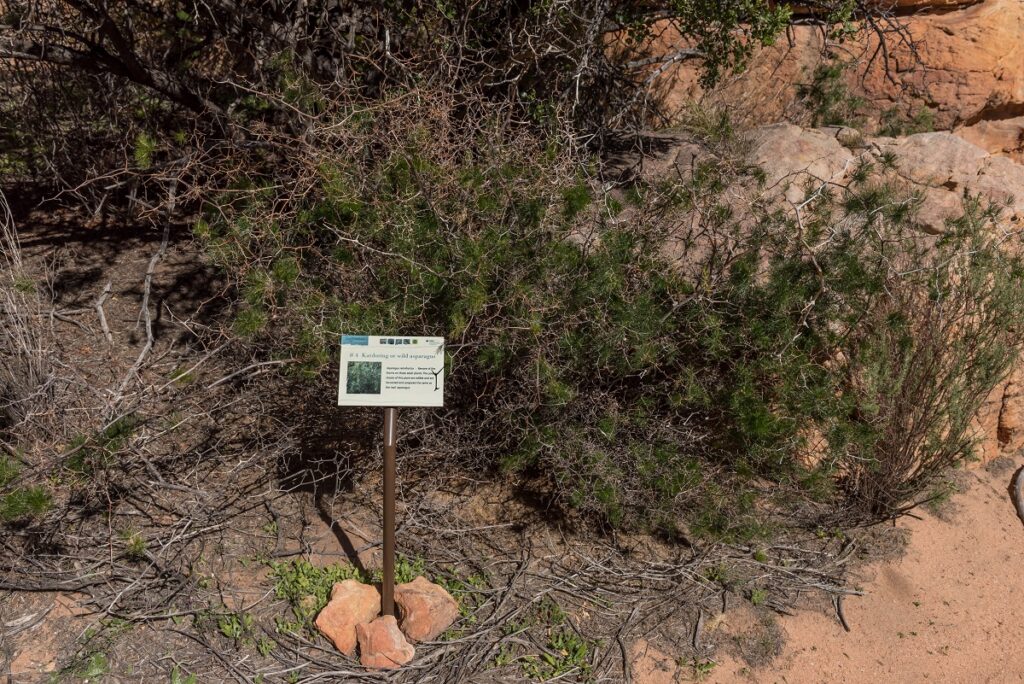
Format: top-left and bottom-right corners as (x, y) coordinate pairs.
(627, 0), (1024, 136)
(394, 576), (460, 642)
(747, 123), (854, 203)
(879, 0), (1024, 128)
(956, 116), (1024, 162)
(973, 367), (1024, 463)
(882, 132), (989, 187)
(314, 579), (381, 656)
(880, 132), (1024, 232)
(356, 615), (416, 670)
(743, 125), (1024, 235)
(998, 372), (1024, 453)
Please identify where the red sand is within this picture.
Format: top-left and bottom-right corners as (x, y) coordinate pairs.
(710, 457), (1024, 683)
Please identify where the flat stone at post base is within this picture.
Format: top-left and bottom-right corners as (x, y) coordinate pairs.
(356, 615), (416, 670)
(314, 579), (381, 656)
(394, 575), (460, 642)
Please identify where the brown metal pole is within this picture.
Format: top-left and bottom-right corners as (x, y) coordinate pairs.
(382, 407), (397, 616)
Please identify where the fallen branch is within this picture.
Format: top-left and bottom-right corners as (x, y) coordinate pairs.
(111, 181), (176, 407)
(95, 281), (113, 344)
(835, 595), (851, 632)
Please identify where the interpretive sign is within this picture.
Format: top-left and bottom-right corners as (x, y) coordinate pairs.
(336, 334), (446, 617)
(337, 335), (445, 407)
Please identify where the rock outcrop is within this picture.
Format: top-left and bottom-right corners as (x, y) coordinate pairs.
(744, 123), (1024, 235)
(623, 0), (1024, 140)
(956, 116), (1024, 162)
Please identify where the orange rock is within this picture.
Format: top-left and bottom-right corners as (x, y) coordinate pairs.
(314, 579), (380, 656)
(859, 0), (1024, 128)
(394, 576), (460, 642)
(956, 116), (1024, 162)
(972, 367), (1024, 464)
(622, 0), (1024, 135)
(356, 615), (415, 670)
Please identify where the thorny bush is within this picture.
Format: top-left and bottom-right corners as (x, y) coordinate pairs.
(195, 88), (1024, 536)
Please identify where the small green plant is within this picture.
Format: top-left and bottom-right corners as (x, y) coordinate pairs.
(0, 455), (51, 522)
(60, 651), (110, 681)
(704, 564), (731, 587)
(12, 274), (34, 293)
(691, 658), (717, 680)
(436, 571), (486, 620)
(133, 132), (157, 169)
(799, 61), (865, 127)
(233, 307), (267, 337)
(532, 596), (566, 626)
(877, 106), (935, 137)
(119, 529), (147, 560)
(750, 588), (768, 607)
(170, 665), (197, 684)
(522, 628), (592, 680)
(0, 484), (51, 521)
(218, 611), (254, 641)
(492, 644), (516, 668)
(83, 652), (110, 678)
(256, 637), (275, 657)
(64, 414), (141, 477)
(368, 554), (425, 585)
(168, 367), (195, 385)
(268, 559), (365, 622)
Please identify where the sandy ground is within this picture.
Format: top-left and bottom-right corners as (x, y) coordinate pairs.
(708, 456), (1024, 684)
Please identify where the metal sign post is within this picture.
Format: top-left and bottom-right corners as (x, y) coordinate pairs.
(337, 335), (444, 617)
(382, 407), (397, 616)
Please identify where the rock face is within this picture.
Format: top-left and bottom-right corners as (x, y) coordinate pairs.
(956, 116), (1024, 162)
(879, 132), (1024, 233)
(356, 615), (416, 670)
(744, 124), (1024, 235)
(624, 0), (1024, 137)
(747, 124), (855, 203)
(314, 580), (381, 657)
(394, 576), (460, 642)
(974, 367), (1024, 463)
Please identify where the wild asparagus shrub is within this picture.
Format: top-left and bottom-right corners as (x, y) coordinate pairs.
(199, 95), (1024, 534)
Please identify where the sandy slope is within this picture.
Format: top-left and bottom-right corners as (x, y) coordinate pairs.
(709, 456), (1024, 684)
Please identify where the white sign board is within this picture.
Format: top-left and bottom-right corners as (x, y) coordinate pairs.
(337, 335), (445, 407)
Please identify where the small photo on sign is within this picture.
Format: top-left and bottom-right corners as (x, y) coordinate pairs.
(346, 361), (382, 394)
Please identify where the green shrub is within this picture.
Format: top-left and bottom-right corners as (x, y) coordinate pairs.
(200, 93), (1024, 533)
(268, 559), (364, 622)
(799, 61), (865, 127)
(877, 106), (935, 137)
